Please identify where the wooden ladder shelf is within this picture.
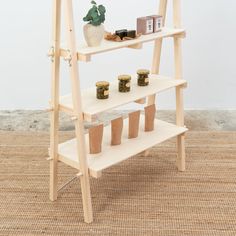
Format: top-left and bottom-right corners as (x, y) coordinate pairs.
(48, 0), (187, 223)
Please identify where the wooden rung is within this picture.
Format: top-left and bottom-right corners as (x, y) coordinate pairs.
(135, 98), (146, 104)
(176, 82), (187, 89)
(174, 31), (186, 39)
(47, 156), (61, 162)
(89, 169), (102, 179)
(83, 114), (99, 123)
(46, 108), (54, 112)
(47, 47), (54, 57)
(138, 150), (150, 156)
(60, 49), (91, 62)
(71, 116), (78, 121)
(76, 172), (83, 177)
(78, 54), (91, 62)
(58, 176), (78, 192)
(127, 43), (143, 49)
(58, 104), (74, 116)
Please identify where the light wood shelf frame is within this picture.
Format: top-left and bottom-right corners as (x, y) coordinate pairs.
(48, 0), (187, 223)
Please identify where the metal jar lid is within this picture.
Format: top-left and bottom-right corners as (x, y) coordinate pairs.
(137, 69), (150, 75)
(96, 81), (110, 87)
(118, 75), (131, 81)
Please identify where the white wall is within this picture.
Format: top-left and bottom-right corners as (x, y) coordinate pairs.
(0, 0), (235, 110)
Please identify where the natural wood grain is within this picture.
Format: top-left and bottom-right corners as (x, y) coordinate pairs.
(59, 76), (187, 121)
(145, 0), (168, 156)
(173, 0), (186, 172)
(60, 28), (185, 61)
(49, 0), (61, 202)
(48, 0), (187, 224)
(147, 0), (168, 106)
(58, 117), (187, 176)
(64, 0), (93, 223)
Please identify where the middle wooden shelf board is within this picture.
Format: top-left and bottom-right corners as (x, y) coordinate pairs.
(58, 116), (188, 178)
(59, 75), (187, 121)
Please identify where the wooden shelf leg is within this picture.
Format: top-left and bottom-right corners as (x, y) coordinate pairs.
(147, 0), (167, 105)
(73, 121), (93, 223)
(65, 0), (93, 223)
(49, 144), (58, 201)
(176, 83), (186, 173)
(175, 86), (186, 171)
(175, 68), (186, 172)
(79, 171), (93, 223)
(144, 0), (167, 157)
(177, 133), (185, 171)
(49, 0), (61, 201)
(174, 0), (186, 172)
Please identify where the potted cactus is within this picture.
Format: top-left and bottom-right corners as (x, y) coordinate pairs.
(83, 1), (106, 47)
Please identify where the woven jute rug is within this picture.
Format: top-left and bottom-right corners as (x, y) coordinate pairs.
(0, 131), (236, 236)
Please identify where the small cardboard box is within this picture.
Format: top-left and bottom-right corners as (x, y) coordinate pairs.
(137, 17), (154, 35)
(149, 15), (163, 32)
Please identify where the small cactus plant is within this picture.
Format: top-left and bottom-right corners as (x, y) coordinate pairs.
(83, 1), (106, 26)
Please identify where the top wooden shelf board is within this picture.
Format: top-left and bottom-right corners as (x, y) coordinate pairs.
(60, 27), (185, 62)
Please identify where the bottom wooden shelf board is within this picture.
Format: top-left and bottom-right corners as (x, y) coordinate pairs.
(58, 116), (188, 176)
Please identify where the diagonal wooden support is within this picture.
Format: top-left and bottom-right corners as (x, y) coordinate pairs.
(64, 0), (93, 223)
(173, 0), (186, 172)
(147, 0), (168, 106)
(143, 0), (168, 157)
(58, 172), (83, 193)
(49, 0), (61, 202)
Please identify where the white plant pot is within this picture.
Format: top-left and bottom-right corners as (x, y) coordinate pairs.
(83, 24), (105, 47)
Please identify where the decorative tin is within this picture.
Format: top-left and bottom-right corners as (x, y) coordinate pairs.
(149, 15), (163, 32)
(137, 69), (150, 86)
(137, 17), (154, 35)
(115, 29), (128, 40)
(127, 30), (136, 38)
(118, 75), (131, 93)
(96, 81), (110, 99)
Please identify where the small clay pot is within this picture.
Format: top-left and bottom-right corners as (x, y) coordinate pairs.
(89, 124), (104, 154)
(111, 117), (123, 146)
(144, 104), (156, 132)
(128, 111), (141, 139)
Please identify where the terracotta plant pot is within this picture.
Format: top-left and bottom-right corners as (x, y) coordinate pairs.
(128, 111), (141, 139)
(89, 124), (104, 154)
(111, 117), (123, 146)
(144, 104), (156, 132)
(83, 24), (105, 47)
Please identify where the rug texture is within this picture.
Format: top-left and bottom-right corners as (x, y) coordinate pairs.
(0, 131), (236, 236)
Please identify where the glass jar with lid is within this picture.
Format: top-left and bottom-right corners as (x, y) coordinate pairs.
(137, 69), (150, 86)
(118, 75), (131, 93)
(96, 81), (110, 99)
